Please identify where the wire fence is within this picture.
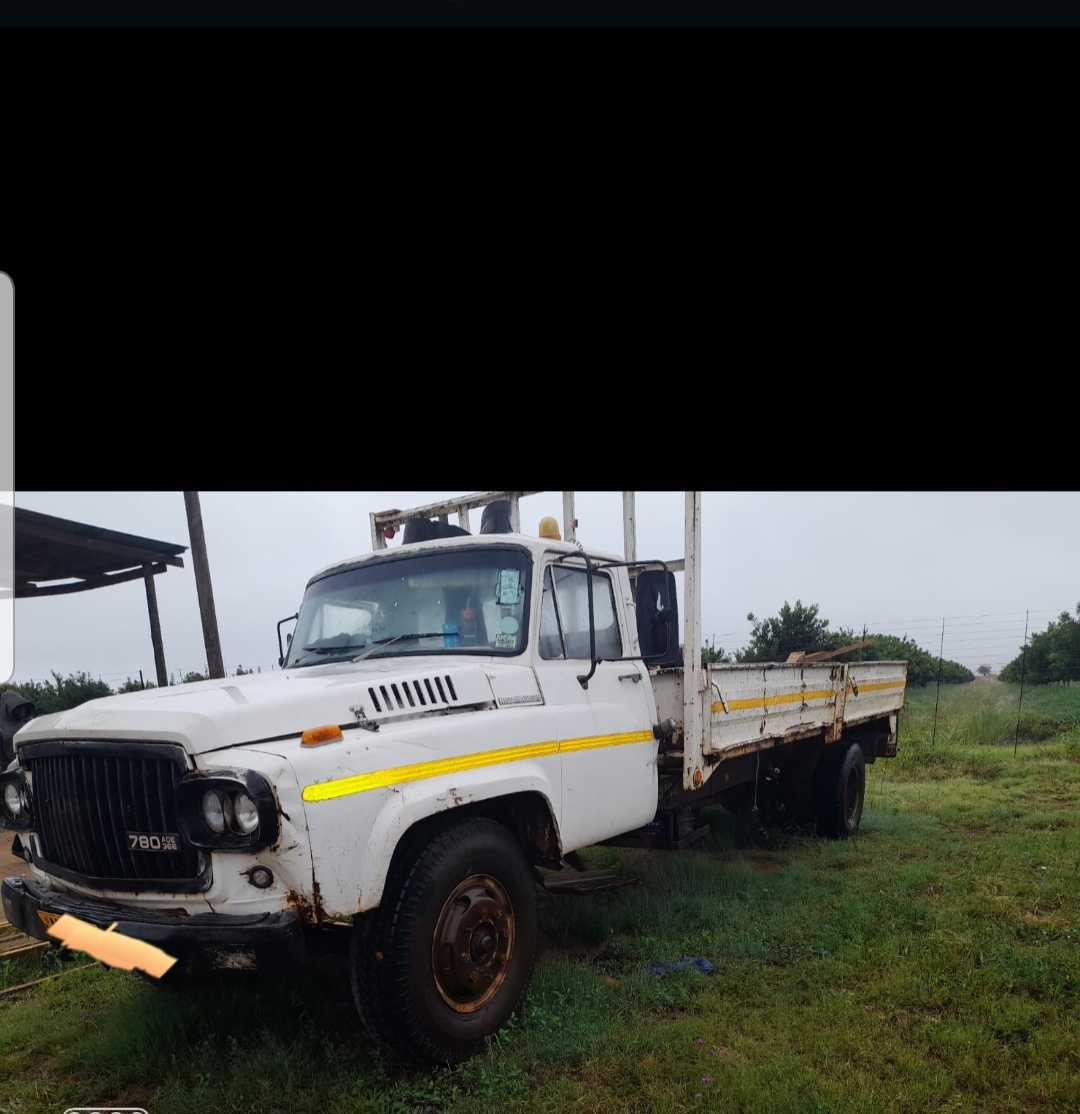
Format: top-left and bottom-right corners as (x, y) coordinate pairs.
(704, 604), (1080, 767)
(8, 661), (281, 690)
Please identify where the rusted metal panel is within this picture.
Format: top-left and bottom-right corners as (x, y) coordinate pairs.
(843, 661), (908, 726)
(705, 662), (841, 754)
(669, 658), (908, 790)
(827, 665), (847, 742)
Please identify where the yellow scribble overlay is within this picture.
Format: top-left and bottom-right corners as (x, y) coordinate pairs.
(47, 914), (177, 979)
(302, 729), (654, 803)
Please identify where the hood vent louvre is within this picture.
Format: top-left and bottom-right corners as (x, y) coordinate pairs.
(368, 673), (463, 716)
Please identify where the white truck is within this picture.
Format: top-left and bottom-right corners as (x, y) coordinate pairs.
(2, 491), (906, 1064)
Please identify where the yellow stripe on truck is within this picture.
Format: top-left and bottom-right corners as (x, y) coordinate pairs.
(853, 680), (906, 695)
(711, 678), (905, 715)
(302, 729), (654, 803)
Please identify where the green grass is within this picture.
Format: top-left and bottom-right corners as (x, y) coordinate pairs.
(2, 683), (1079, 1113)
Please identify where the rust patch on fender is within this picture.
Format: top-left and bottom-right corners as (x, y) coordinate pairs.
(286, 882), (327, 926)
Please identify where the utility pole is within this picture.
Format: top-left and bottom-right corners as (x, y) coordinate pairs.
(183, 491), (225, 680)
(1014, 609), (1029, 756)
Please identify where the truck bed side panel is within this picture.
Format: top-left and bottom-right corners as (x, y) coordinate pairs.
(844, 661), (908, 725)
(706, 663), (842, 754)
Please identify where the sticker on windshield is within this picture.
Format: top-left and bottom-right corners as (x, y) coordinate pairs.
(494, 631), (517, 650)
(496, 569), (522, 606)
(500, 615), (520, 635)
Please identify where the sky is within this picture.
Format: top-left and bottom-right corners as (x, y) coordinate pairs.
(7, 491), (1079, 687)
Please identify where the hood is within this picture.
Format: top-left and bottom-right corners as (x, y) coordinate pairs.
(14, 657), (544, 757)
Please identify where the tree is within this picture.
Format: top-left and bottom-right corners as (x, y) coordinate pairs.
(977, 665), (992, 677)
(118, 677), (156, 693)
(1001, 605), (1080, 686)
(737, 600), (833, 663)
(732, 602), (973, 686)
(0, 671), (113, 714)
(182, 671), (208, 684)
(702, 639), (731, 666)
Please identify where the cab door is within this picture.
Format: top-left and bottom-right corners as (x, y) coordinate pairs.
(534, 560), (658, 851)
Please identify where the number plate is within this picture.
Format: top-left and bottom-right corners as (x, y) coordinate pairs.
(126, 832), (180, 852)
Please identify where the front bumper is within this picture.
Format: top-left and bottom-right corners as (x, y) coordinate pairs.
(2, 875), (305, 959)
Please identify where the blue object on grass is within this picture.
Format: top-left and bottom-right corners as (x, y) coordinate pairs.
(647, 956), (716, 978)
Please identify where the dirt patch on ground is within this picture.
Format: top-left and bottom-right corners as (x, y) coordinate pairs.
(741, 852), (786, 874)
(1, 833), (31, 879)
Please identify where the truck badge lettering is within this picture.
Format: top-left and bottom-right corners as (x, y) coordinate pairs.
(126, 832), (179, 852)
(496, 693), (543, 707)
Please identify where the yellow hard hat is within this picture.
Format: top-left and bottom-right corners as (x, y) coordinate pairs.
(538, 516), (561, 540)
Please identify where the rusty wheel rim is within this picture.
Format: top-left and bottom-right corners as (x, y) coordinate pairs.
(431, 873), (515, 1014)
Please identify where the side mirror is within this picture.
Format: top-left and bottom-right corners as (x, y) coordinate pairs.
(277, 613), (299, 667)
(635, 570), (680, 668)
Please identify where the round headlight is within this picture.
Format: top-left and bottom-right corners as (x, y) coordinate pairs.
(202, 789), (226, 834)
(3, 782), (22, 819)
(233, 792), (259, 835)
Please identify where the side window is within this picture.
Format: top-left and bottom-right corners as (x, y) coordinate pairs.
(548, 566), (623, 661)
(539, 568), (564, 660)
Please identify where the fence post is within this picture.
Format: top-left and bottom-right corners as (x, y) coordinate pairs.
(1013, 609), (1029, 756)
(930, 617), (945, 748)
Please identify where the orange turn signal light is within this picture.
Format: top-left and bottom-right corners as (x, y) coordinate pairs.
(302, 725), (344, 747)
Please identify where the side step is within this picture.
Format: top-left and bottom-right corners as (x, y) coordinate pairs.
(535, 868), (639, 896)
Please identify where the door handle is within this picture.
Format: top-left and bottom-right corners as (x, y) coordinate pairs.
(618, 672), (642, 683)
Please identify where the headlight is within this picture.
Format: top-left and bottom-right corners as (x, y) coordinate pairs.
(3, 782), (22, 817)
(202, 789), (227, 834)
(176, 769), (278, 851)
(0, 772), (32, 831)
(233, 792), (259, 835)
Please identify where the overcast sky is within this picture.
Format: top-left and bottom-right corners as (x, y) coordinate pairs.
(8, 491), (1079, 687)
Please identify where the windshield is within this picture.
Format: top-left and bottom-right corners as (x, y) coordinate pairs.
(286, 546), (532, 668)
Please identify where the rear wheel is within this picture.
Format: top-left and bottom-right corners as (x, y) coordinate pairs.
(816, 742), (865, 838)
(351, 816), (538, 1064)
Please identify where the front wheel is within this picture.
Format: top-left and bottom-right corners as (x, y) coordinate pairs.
(351, 816), (538, 1064)
(816, 742), (865, 838)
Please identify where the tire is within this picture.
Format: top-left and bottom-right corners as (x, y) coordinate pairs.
(816, 742), (865, 838)
(350, 816), (538, 1065)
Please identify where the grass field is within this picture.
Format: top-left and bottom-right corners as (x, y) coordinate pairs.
(2, 682), (1078, 1113)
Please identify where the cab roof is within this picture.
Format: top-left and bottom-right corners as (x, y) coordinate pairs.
(307, 533), (624, 587)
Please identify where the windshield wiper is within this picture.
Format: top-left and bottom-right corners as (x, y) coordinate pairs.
(291, 632), (452, 669)
(352, 632), (447, 661)
(288, 642), (372, 668)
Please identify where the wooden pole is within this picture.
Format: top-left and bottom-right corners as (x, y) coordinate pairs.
(142, 563), (168, 688)
(182, 492), (225, 680)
